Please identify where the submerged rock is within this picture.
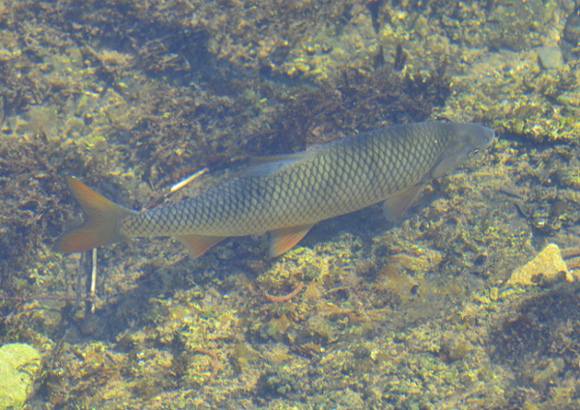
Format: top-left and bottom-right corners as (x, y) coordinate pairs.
(507, 243), (573, 286)
(0, 343), (42, 410)
(561, 6), (580, 61)
(536, 46), (565, 70)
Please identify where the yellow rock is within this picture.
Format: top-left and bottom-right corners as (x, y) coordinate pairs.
(389, 248), (443, 273)
(0, 343), (42, 410)
(507, 243), (573, 286)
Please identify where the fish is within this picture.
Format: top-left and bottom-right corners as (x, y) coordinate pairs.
(55, 121), (495, 258)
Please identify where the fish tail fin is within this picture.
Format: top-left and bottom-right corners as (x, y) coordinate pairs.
(55, 176), (133, 254)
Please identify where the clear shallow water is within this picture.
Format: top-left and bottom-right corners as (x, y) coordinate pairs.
(2, 0), (580, 408)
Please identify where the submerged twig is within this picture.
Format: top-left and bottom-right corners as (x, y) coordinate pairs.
(560, 245), (580, 271)
(265, 282), (305, 303)
(561, 246), (580, 260)
(144, 167), (208, 210)
(191, 348), (220, 381)
(90, 248), (97, 313)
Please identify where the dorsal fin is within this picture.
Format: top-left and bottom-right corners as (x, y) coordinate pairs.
(243, 151), (317, 177)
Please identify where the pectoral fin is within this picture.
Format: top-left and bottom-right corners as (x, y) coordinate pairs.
(383, 184), (423, 222)
(176, 234), (226, 258)
(269, 224), (314, 257)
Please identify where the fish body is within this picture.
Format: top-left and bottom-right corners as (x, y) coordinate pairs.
(56, 121), (494, 258)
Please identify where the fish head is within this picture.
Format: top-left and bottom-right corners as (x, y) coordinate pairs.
(430, 123), (495, 179)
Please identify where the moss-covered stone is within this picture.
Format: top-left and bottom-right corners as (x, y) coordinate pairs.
(0, 343), (42, 410)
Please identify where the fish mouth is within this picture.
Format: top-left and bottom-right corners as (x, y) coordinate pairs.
(479, 126), (496, 150)
(487, 127), (496, 144)
(487, 130), (496, 145)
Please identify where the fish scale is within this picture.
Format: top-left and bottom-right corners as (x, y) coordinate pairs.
(56, 121), (494, 258)
(120, 122), (486, 236)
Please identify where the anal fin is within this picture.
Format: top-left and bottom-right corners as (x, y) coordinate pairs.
(269, 224), (314, 257)
(176, 234), (226, 258)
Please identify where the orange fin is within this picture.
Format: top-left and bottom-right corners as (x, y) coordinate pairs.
(55, 176), (134, 254)
(269, 224), (314, 257)
(176, 234), (226, 258)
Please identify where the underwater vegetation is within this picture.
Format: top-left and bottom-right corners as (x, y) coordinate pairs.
(4, 0), (580, 408)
